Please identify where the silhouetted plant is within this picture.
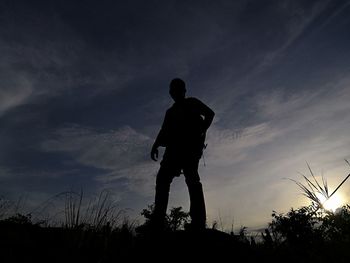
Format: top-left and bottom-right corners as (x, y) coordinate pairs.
(64, 190), (83, 228)
(289, 160), (350, 212)
(140, 203), (155, 222)
(237, 226), (250, 244)
(267, 205), (350, 242)
(268, 206), (323, 246)
(168, 206), (189, 231)
(64, 189), (123, 230)
(320, 204), (350, 242)
(2, 213), (33, 225)
(138, 204), (189, 232)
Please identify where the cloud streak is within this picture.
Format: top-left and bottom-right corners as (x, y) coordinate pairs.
(41, 125), (158, 195)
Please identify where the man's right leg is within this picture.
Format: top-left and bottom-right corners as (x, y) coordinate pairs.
(153, 164), (180, 229)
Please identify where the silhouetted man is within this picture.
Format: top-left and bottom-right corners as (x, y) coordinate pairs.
(151, 78), (215, 231)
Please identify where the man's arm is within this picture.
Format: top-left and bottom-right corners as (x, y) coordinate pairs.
(202, 106), (215, 132)
(196, 98), (215, 133)
(150, 130), (164, 161)
(151, 110), (170, 161)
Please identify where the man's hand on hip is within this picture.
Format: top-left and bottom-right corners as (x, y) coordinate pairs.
(151, 146), (159, 161)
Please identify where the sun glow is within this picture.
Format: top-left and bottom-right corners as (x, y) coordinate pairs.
(316, 193), (344, 212)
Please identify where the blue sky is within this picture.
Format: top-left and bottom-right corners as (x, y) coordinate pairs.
(1, 0), (350, 229)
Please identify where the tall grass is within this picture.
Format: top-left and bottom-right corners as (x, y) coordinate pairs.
(0, 196), (11, 219)
(290, 160), (350, 212)
(0, 189), (125, 230)
(64, 189), (83, 229)
(64, 189), (124, 230)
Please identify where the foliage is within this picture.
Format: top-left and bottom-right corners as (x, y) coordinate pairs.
(1, 213), (33, 225)
(138, 204), (189, 233)
(168, 206), (190, 231)
(266, 205), (350, 248)
(320, 204), (350, 242)
(268, 206), (323, 246)
(260, 205), (350, 262)
(140, 203), (154, 221)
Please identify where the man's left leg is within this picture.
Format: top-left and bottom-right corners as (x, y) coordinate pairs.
(183, 159), (206, 230)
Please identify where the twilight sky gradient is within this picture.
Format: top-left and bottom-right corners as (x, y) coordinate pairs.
(1, 0), (350, 230)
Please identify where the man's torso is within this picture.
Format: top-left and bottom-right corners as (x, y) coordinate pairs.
(163, 97), (205, 154)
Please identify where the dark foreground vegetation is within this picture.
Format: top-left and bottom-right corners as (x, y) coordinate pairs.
(1, 202), (350, 263)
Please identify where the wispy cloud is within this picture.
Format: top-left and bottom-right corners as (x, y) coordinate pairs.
(41, 125), (158, 195)
(254, 0), (332, 72)
(0, 75), (33, 116)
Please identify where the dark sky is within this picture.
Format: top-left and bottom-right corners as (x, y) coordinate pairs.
(1, 0), (350, 229)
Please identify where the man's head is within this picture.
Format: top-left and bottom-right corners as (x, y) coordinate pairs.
(169, 78), (186, 102)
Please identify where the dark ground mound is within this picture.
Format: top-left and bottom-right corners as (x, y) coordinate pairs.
(133, 229), (256, 261)
(0, 221), (258, 263)
(3, 221), (349, 263)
